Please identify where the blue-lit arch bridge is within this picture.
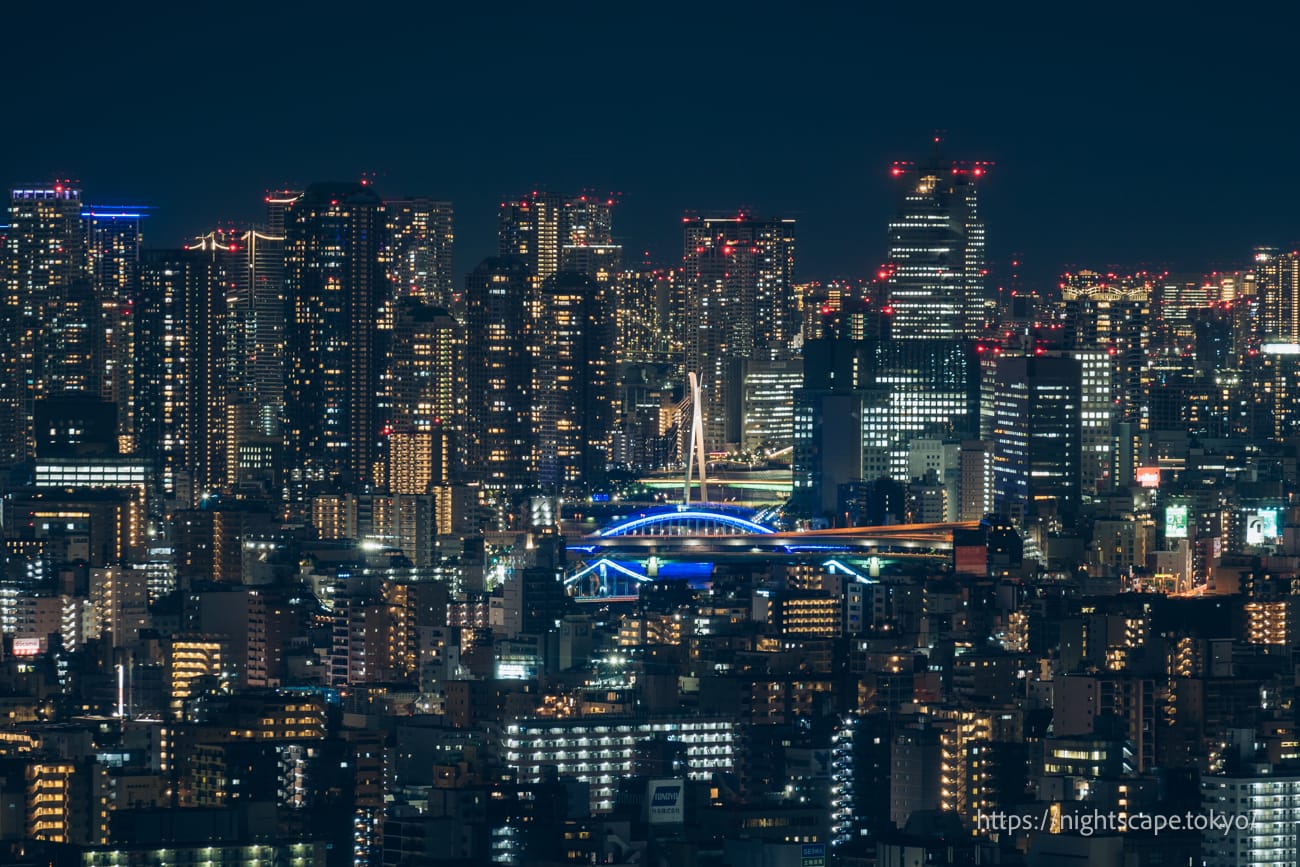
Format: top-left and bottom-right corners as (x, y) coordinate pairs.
(563, 504), (978, 602)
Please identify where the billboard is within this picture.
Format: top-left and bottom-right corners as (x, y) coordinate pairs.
(1165, 505), (1189, 539)
(1246, 509), (1282, 546)
(647, 778), (685, 825)
(11, 638), (41, 657)
(1135, 466), (1160, 488)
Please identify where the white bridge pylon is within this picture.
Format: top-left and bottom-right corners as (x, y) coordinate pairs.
(684, 371), (708, 505)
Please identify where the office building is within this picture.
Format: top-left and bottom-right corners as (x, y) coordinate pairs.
(885, 151), (988, 341)
(792, 338), (875, 518)
(1070, 348), (1113, 498)
(864, 339), (980, 482)
(1060, 270), (1153, 427)
(741, 357), (804, 453)
(991, 354), (1082, 525)
(958, 440), (995, 521)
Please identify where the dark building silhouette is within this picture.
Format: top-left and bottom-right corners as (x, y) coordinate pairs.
(283, 182), (385, 501)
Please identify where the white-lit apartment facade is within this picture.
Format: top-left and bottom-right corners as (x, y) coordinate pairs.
(501, 716), (736, 812)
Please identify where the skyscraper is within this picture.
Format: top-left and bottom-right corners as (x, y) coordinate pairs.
(385, 198), (454, 308)
(682, 215), (796, 452)
(863, 339), (980, 482)
(528, 271), (615, 491)
(389, 299), (460, 433)
(885, 151), (988, 341)
(84, 205), (144, 452)
(136, 241), (237, 503)
(463, 257), (533, 494)
(1060, 270), (1153, 428)
(3, 184), (89, 462)
(792, 338), (876, 519)
(233, 225), (288, 438)
(1257, 247), (1300, 344)
(136, 249), (188, 498)
(991, 353), (1082, 526)
(184, 232), (240, 500)
(498, 193), (612, 284)
(283, 182), (385, 499)
(614, 268), (676, 365)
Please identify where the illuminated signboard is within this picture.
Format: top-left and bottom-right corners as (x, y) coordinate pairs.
(1135, 467), (1160, 488)
(495, 662), (530, 680)
(11, 638), (41, 657)
(1246, 509), (1282, 546)
(1165, 505), (1189, 539)
(1262, 342), (1300, 355)
(647, 779), (685, 825)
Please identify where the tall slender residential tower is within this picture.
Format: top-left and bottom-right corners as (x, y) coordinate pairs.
(682, 215), (796, 452)
(84, 205), (144, 452)
(136, 240), (238, 503)
(385, 199), (454, 308)
(1257, 247), (1300, 344)
(3, 184), (89, 462)
(463, 257), (533, 493)
(528, 270), (615, 492)
(885, 148), (988, 341)
(498, 192), (613, 284)
(234, 227), (287, 436)
(389, 299), (460, 432)
(283, 182), (385, 499)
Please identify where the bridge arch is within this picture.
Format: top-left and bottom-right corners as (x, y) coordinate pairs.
(598, 508), (776, 538)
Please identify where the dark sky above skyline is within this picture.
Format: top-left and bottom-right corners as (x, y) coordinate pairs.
(6, 3), (1298, 287)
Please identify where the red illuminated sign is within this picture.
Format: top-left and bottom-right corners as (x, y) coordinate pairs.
(1135, 467), (1160, 488)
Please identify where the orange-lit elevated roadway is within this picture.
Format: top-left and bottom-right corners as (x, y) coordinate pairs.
(571, 513), (980, 557)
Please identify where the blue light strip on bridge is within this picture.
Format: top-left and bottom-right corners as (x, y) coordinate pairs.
(599, 509), (776, 537)
(564, 557), (653, 586)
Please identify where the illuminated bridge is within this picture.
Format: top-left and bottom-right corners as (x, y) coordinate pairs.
(563, 505), (979, 602)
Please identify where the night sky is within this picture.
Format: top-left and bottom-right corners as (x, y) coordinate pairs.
(7, 3), (1299, 287)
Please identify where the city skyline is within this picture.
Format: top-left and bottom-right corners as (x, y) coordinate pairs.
(7, 7), (1300, 867)
(6, 6), (1300, 286)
